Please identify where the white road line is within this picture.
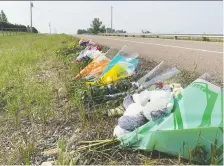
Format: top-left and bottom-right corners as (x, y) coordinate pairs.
(94, 36), (223, 54)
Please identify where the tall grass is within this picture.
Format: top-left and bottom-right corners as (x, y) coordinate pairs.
(0, 34), (72, 124)
(0, 34), (80, 164)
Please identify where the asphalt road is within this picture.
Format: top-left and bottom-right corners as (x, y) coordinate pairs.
(76, 35), (223, 83)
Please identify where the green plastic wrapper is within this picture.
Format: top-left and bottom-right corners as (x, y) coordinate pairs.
(119, 79), (223, 164)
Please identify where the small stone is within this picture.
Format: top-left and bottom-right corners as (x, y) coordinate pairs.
(47, 130), (52, 135)
(65, 127), (70, 130)
(71, 144), (76, 150)
(75, 128), (81, 133)
(67, 133), (79, 147)
(41, 161), (53, 166)
(113, 125), (130, 137)
(108, 106), (125, 117)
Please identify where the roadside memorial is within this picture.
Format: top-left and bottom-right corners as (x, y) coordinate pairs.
(118, 78), (223, 164)
(53, 38), (223, 165)
(86, 46), (139, 85)
(74, 45), (102, 62)
(75, 48), (122, 80)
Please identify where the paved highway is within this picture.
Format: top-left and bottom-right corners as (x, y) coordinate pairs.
(76, 35), (223, 83)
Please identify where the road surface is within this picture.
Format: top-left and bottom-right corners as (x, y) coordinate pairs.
(76, 35), (223, 83)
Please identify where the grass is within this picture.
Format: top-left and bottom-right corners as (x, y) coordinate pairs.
(0, 33), (82, 164)
(0, 33), (221, 165)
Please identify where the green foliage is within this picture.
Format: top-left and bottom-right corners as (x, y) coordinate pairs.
(56, 41), (83, 56)
(100, 25), (106, 33)
(0, 22), (27, 31)
(0, 34), (81, 164)
(106, 28), (115, 33)
(87, 28), (93, 33)
(142, 30), (151, 34)
(0, 34), (74, 125)
(76, 19), (126, 34)
(90, 18), (105, 34)
(0, 10), (38, 33)
(0, 10), (8, 23)
(77, 29), (88, 34)
(0, 22), (39, 33)
(31, 27), (38, 33)
(116, 29), (126, 33)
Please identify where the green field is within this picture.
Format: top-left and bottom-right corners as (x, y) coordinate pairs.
(0, 34), (202, 165)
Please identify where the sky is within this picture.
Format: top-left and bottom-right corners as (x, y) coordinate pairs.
(0, 1), (223, 34)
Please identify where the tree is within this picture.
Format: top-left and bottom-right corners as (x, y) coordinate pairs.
(87, 28), (92, 34)
(100, 25), (106, 33)
(77, 29), (88, 34)
(1, 10), (8, 23)
(32, 27), (38, 33)
(142, 30), (151, 34)
(90, 18), (105, 34)
(77, 18), (125, 34)
(106, 28), (115, 33)
(116, 29), (126, 33)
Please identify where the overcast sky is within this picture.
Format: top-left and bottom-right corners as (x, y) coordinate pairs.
(0, 1), (223, 34)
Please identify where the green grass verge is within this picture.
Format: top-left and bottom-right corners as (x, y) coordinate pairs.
(0, 34), (83, 164)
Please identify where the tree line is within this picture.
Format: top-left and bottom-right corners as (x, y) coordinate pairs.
(0, 10), (38, 33)
(77, 18), (126, 34)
